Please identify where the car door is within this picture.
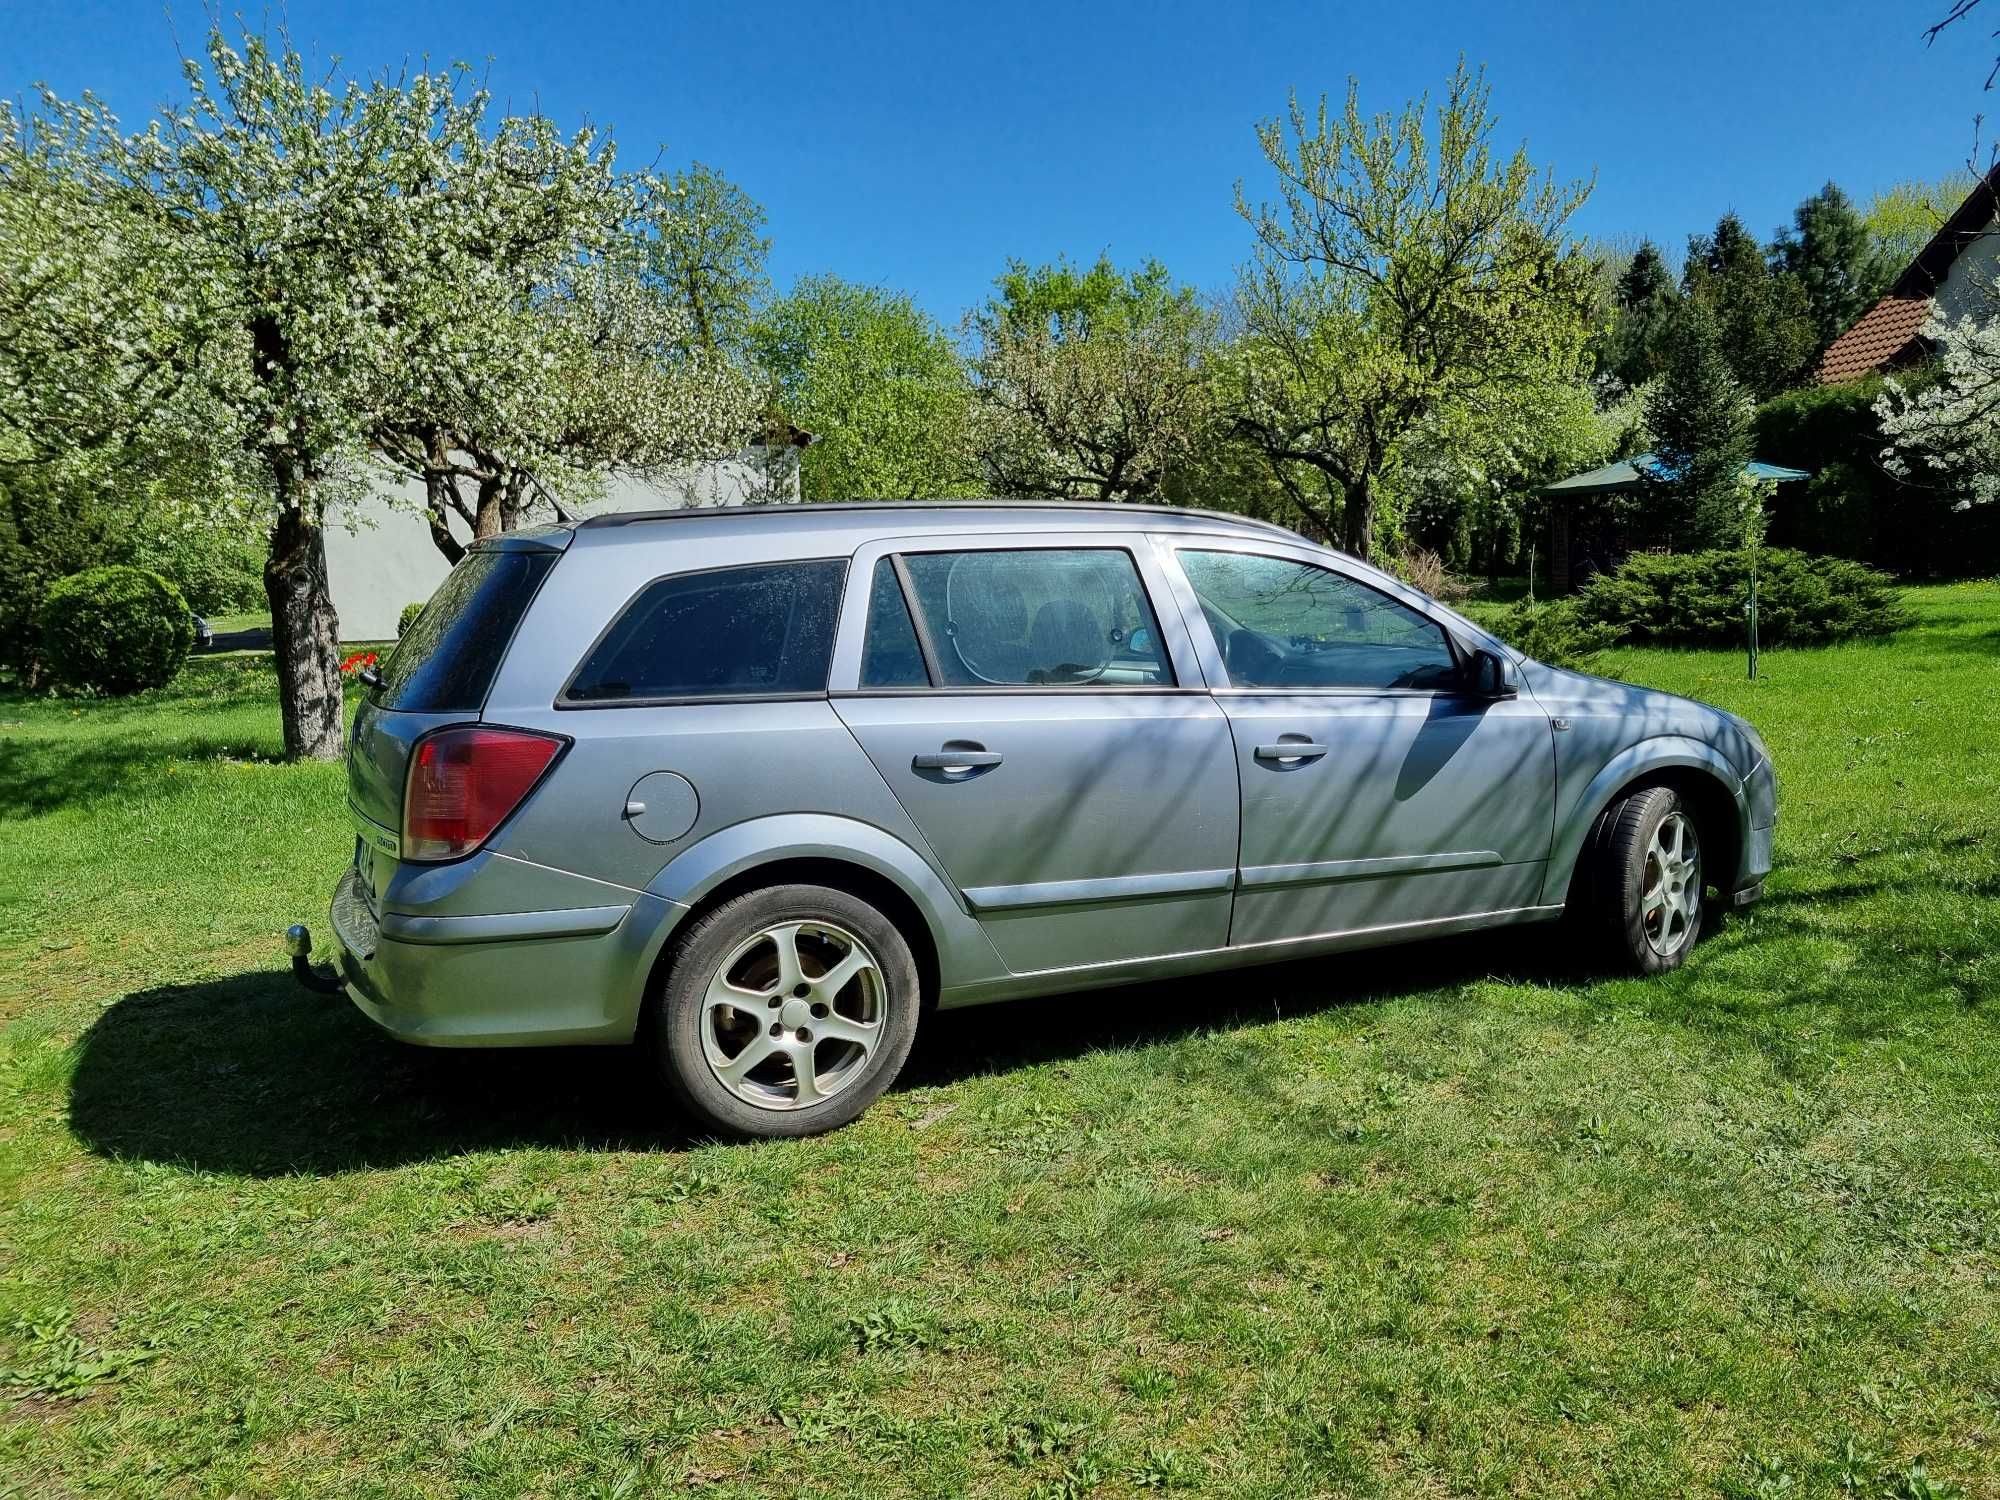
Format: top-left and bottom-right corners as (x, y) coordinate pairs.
(1160, 538), (1556, 948)
(829, 533), (1241, 977)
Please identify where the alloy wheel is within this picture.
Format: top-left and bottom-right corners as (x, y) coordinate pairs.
(1640, 812), (1701, 958)
(699, 920), (886, 1111)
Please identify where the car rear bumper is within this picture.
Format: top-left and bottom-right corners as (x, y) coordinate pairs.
(328, 866), (683, 1047)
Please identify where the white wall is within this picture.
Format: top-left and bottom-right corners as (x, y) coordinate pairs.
(1933, 222), (2000, 325)
(322, 449), (801, 641)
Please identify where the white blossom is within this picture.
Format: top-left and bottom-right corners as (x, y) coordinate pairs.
(1875, 312), (2000, 507)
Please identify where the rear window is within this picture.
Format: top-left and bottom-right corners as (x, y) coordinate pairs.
(563, 559), (847, 704)
(375, 548), (557, 712)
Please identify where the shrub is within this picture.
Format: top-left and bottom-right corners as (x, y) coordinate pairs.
(38, 566), (195, 694)
(129, 527), (264, 615)
(1495, 598), (1622, 673)
(1, 470), (123, 681)
(1386, 545), (1469, 602)
(396, 600), (425, 638)
(1574, 548), (1908, 648)
(2, 468), (263, 678)
(1754, 374), (2000, 578)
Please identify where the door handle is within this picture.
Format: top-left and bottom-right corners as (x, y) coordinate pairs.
(1254, 741), (1329, 763)
(912, 747), (1004, 772)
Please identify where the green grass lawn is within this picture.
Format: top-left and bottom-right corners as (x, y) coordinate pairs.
(2, 585), (1997, 1498)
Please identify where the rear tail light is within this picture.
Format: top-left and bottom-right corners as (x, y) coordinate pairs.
(402, 726), (564, 862)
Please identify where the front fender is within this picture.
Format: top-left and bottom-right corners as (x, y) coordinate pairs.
(635, 813), (1007, 996)
(1543, 736), (1750, 908)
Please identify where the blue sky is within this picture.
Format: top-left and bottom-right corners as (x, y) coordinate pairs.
(4, 1), (1988, 322)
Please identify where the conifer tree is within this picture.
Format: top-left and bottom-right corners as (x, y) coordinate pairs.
(1641, 299), (1753, 546)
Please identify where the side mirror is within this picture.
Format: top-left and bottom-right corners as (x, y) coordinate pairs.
(1467, 648), (1519, 700)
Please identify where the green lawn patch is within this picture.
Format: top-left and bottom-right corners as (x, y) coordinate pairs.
(2, 585), (1997, 1497)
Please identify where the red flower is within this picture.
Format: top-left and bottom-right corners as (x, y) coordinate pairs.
(339, 650), (379, 675)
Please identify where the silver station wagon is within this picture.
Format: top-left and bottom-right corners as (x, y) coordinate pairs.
(289, 502), (1776, 1137)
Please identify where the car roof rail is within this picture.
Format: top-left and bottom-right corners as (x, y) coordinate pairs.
(571, 497), (1306, 539)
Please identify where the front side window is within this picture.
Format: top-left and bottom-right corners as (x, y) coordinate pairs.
(896, 548), (1174, 688)
(564, 559), (846, 703)
(1179, 549), (1460, 691)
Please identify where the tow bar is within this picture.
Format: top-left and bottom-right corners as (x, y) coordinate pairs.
(285, 925), (346, 996)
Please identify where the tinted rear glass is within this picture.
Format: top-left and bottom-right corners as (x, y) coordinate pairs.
(563, 559), (847, 703)
(375, 549), (557, 712)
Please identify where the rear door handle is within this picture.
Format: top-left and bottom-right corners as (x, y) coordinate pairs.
(1255, 741), (1329, 762)
(912, 748), (1004, 772)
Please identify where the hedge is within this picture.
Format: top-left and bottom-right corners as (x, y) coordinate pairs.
(1573, 548), (1908, 649)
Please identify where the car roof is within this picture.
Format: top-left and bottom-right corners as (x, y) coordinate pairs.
(566, 498), (1305, 545)
(494, 497), (1513, 658)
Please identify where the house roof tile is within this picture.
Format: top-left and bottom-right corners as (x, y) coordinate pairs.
(1815, 293), (1931, 385)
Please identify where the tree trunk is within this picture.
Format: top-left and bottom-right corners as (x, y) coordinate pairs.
(264, 496), (345, 763)
(474, 475), (506, 540)
(1344, 475), (1376, 561)
(500, 471), (530, 532)
(423, 473), (466, 565)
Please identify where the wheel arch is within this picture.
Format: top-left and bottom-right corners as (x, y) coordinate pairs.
(633, 814), (1006, 1019)
(1545, 740), (1748, 909)
(665, 856), (943, 1013)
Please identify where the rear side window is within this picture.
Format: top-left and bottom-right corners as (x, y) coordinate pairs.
(859, 558), (929, 688)
(563, 559), (847, 704)
(375, 548), (557, 712)
(897, 548), (1174, 687)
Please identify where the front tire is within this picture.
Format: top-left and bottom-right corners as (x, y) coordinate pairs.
(652, 884), (921, 1138)
(1584, 786), (1705, 974)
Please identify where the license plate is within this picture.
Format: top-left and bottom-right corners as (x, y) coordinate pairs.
(350, 802), (399, 860)
(352, 837), (380, 919)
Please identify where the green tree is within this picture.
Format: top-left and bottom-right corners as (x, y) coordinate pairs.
(1681, 213), (1817, 398)
(1864, 172), (1978, 265)
(1397, 372), (1611, 577)
(371, 185), (760, 565)
(1220, 61), (1597, 559)
(1601, 239), (1681, 389)
(647, 163), (771, 360)
(755, 276), (976, 501)
(1641, 298), (1754, 546)
(1773, 183), (1895, 349)
(969, 256), (1218, 501)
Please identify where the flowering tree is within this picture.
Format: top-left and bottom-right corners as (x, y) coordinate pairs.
(1220, 61), (1596, 560)
(371, 200), (760, 563)
(1876, 314), (2000, 506)
(968, 257), (1218, 502)
(1, 29), (750, 759)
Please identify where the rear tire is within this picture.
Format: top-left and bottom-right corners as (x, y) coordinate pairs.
(651, 883), (921, 1138)
(1582, 786), (1705, 974)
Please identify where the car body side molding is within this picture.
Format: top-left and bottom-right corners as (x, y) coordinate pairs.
(963, 867), (1238, 913)
(1238, 849), (1504, 889)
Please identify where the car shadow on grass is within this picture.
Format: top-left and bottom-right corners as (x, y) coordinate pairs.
(68, 929), (1583, 1177)
(65, 971), (696, 1173)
